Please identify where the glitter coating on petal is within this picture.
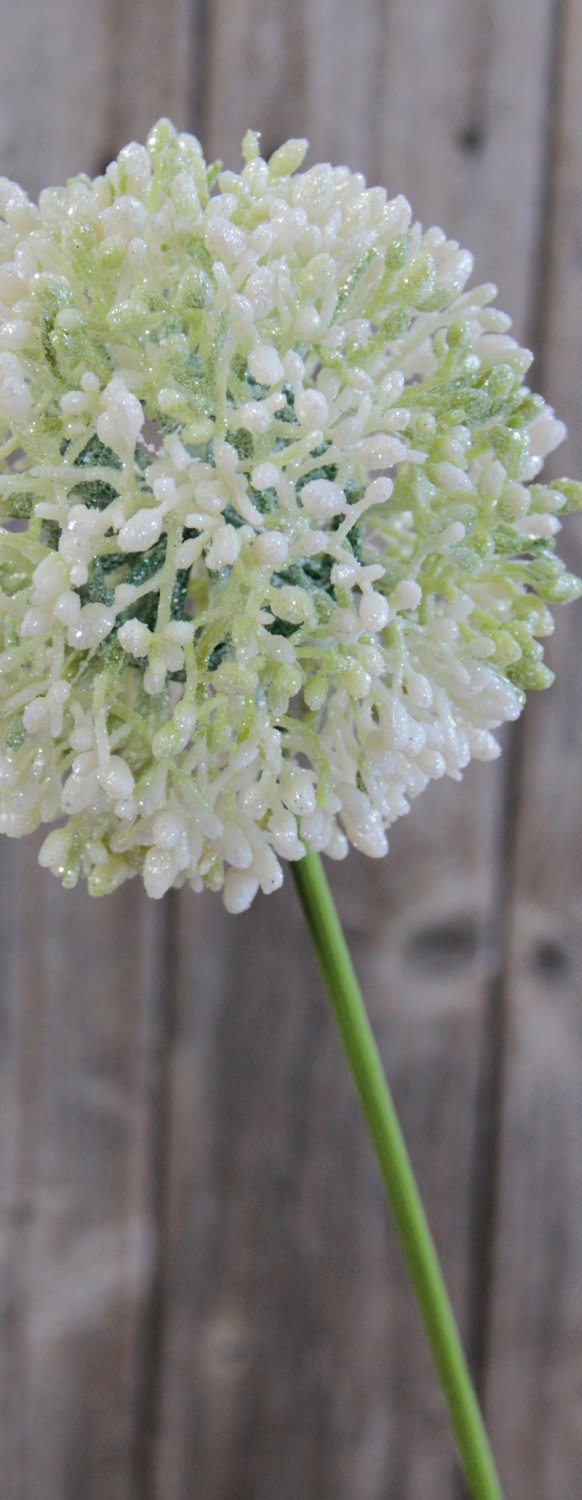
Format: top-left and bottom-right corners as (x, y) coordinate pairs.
(0, 121), (580, 908)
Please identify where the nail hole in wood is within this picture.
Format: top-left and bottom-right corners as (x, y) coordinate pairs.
(530, 938), (570, 981)
(405, 916), (479, 978)
(457, 123), (486, 155)
(207, 1325), (252, 1371)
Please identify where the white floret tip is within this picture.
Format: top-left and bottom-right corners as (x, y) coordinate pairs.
(0, 121), (579, 908)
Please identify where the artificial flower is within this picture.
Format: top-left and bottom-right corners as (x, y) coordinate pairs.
(0, 120), (579, 910)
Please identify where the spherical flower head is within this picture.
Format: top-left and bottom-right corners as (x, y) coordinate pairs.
(0, 121), (580, 911)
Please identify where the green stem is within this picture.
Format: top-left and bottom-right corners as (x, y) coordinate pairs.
(292, 850), (504, 1500)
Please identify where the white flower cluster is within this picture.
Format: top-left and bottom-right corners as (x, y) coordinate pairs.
(0, 121), (579, 910)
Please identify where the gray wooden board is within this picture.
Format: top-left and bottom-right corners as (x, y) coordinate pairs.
(0, 839), (36, 1494)
(0, 0), (580, 1495)
(17, 875), (168, 1500)
(153, 2), (566, 1497)
(485, 1), (582, 1493)
(0, 0), (193, 1497)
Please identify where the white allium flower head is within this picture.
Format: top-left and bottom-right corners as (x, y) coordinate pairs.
(0, 121), (580, 910)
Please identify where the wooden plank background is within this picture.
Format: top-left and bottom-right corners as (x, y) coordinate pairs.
(0, 1), (580, 1496)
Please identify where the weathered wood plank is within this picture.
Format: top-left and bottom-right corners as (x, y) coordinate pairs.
(485, 1), (582, 1492)
(204, 0), (555, 333)
(0, 840), (38, 1495)
(0, 3), (193, 1497)
(18, 877), (168, 1500)
(0, 0), (110, 195)
(0, 0), (194, 195)
(155, 4), (560, 1497)
(102, 0), (195, 168)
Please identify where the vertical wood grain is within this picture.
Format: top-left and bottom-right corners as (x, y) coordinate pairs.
(0, 841), (37, 1495)
(153, 4), (563, 1498)
(204, 0), (555, 333)
(484, 2), (582, 1493)
(0, 3), (193, 1498)
(1, 1), (579, 1497)
(18, 879), (167, 1500)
